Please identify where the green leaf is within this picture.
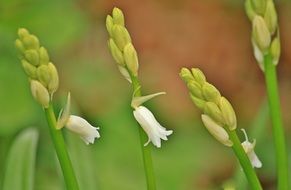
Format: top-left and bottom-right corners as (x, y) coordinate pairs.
(2, 128), (39, 190)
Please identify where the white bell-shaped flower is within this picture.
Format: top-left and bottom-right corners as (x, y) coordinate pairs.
(133, 106), (173, 148)
(66, 115), (100, 145)
(241, 129), (262, 168)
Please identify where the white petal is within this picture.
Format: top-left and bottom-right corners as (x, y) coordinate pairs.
(252, 39), (265, 71)
(118, 66), (132, 83)
(133, 106), (172, 148)
(249, 151), (262, 168)
(65, 115), (100, 145)
(201, 114), (233, 147)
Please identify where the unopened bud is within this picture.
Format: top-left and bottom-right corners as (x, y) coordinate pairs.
(21, 60), (37, 79)
(201, 114), (233, 147)
(190, 94), (206, 110)
(188, 81), (203, 99)
(219, 97), (237, 130)
(108, 38), (124, 66)
(270, 37), (280, 65)
(250, 0), (266, 15)
(264, 0), (277, 35)
(179, 68), (194, 83)
(112, 25), (131, 50)
(106, 15), (114, 37)
(25, 49), (39, 66)
(191, 68), (206, 85)
(15, 39), (25, 53)
(18, 28), (29, 40)
(37, 65), (51, 87)
(30, 80), (50, 108)
(47, 62), (59, 94)
(112, 7), (125, 26)
(22, 35), (39, 50)
(204, 102), (224, 124)
(252, 16), (271, 52)
(39, 47), (49, 65)
(202, 82), (221, 104)
(123, 43), (138, 76)
(245, 0), (256, 21)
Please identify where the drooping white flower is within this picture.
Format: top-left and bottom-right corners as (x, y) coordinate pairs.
(133, 106), (173, 148)
(66, 115), (100, 145)
(241, 129), (262, 168)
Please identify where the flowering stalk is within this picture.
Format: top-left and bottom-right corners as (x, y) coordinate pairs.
(15, 28), (100, 189)
(180, 68), (262, 189)
(245, 1), (289, 189)
(106, 7), (173, 190)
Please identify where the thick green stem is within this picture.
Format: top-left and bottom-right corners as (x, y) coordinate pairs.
(131, 76), (156, 190)
(264, 54), (289, 190)
(44, 104), (79, 190)
(228, 130), (262, 190)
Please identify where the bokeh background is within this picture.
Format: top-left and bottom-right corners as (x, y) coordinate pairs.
(1, 0), (291, 189)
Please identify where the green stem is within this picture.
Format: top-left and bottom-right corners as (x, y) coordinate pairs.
(263, 54), (289, 190)
(131, 76), (156, 190)
(228, 129), (262, 190)
(44, 104), (79, 190)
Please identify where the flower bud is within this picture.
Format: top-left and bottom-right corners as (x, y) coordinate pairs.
(252, 40), (265, 71)
(118, 66), (132, 83)
(112, 7), (125, 26)
(252, 16), (271, 52)
(39, 47), (49, 65)
(219, 97), (237, 130)
(47, 62), (59, 94)
(264, 0), (277, 35)
(112, 25), (131, 50)
(270, 36), (280, 66)
(30, 80), (50, 108)
(22, 35), (39, 50)
(123, 43), (138, 76)
(202, 82), (221, 104)
(250, 0), (266, 15)
(191, 68), (206, 85)
(245, 0), (256, 21)
(201, 114), (233, 147)
(106, 15), (114, 37)
(24, 49), (39, 66)
(204, 102), (224, 124)
(179, 68), (194, 83)
(187, 81), (203, 99)
(37, 65), (51, 87)
(15, 39), (25, 53)
(108, 38), (124, 66)
(190, 94), (206, 110)
(18, 28), (29, 40)
(21, 60), (37, 79)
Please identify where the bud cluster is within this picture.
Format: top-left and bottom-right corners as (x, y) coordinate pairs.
(106, 7), (139, 82)
(15, 28), (59, 108)
(245, 0), (280, 70)
(180, 68), (237, 146)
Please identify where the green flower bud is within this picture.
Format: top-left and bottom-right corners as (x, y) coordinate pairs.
(21, 60), (37, 79)
(22, 35), (39, 50)
(30, 80), (50, 108)
(123, 43), (138, 76)
(179, 68), (194, 83)
(106, 15), (114, 37)
(15, 39), (25, 53)
(108, 38), (124, 66)
(112, 7), (125, 26)
(191, 68), (206, 85)
(47, 62), (59, 94)
(264, 0), (277, 35)
(252, 16), (271, 52)
(201, 114), (233, 147)
(204, 102), (224, 124)
(270, 36), (280, 65)
(202, 82), (221, 104)
(112, 25), (131, 50)
(245, 0), (256, 21)
(219, 97), (237, 130)
(24, 49), (39, 66)
(187, 81), (203, 99)
(37, 65), (51, 87)
(190, 94), (206, 110)
(39, 47), (49, 65)
(18, 28), (29, 40)
(250, 0), (266, 15)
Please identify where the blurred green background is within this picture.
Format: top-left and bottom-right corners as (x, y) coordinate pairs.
(1, 0), (291, 189)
